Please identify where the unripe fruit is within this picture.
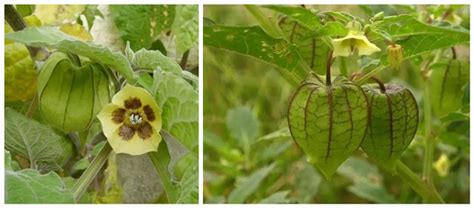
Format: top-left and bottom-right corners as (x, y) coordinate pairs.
(38, 52), (113, 132)
(288, 74), (369, 178)
(361, 83), (418, 170)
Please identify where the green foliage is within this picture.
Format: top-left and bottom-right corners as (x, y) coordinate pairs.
(226, 106), (260, 148)
(5, 151), (75, 203)
(5, 108), (74, 172)
(204, 5), (470, 203)
(110, 5), (175, 51)
(5, 26), (137, 82)
(172, 5), (199, 54)
(5, 4), (198, 204)
(204, 25), (308, 84)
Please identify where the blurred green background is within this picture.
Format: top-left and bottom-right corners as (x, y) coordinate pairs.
(203, 5), (470, 203)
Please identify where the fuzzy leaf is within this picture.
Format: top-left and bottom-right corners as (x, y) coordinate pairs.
(5, 108), (74, 172)
(4, 26), (137, 82)
(6, 169), (74, 203)
(151, 70), (198, 151)
(172, 5), (198, 54)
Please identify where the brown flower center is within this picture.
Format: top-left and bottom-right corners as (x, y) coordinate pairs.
(124, 97), (142, 109)
(111, 97), (157, 141)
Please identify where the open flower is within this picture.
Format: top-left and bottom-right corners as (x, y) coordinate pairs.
(331, 31), (381, 57)
(98, 84), (162, 155)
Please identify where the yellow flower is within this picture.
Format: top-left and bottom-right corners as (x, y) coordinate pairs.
(445, 13), (462, 26)
(433, 154), (450, 177)
(98, 84), (162, 156)
(331, 31), (381, 57)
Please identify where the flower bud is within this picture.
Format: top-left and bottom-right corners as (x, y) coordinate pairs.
(387, 43), (403, 69)
(38, 52), (113, 132)
(370, 12), (384, 22)
(433, 154), (450, 177)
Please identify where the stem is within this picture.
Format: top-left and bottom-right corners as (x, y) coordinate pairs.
(326, 50), (334, 86)
(180, 50), (190, 69)
(71, 139), (112, 202)
(5, 4), (41, 58)
(395, 160), (444, 203)
(451, 47), (457, 60)
(422, 77), (435, 189)
(354, 65), (388, 85)
(370, 77), (386, 93)
(5, 5), (27, 31)
(148, 139), (179, 203)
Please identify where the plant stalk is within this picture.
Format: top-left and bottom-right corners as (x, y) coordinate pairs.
(395, 160), (444, 203)
(422, 77), (435, 189)
(71, 140), (112, 202)
(5, 4), (41, 58)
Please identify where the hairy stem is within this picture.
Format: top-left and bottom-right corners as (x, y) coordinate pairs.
(5, 4), (41, 58)
(72, 138), (111, 202)
(395, 160), (444, 203)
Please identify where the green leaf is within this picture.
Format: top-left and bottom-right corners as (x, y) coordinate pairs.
(172, 5), (198, 54)
(5, 151), (21, 171)
(6, 169), (75, 203)
(110, 5), (176, 50)
(15, 5), (35, 17)
(337, 156), (398, 203)
(204, 130), (243, 162)
(204, 25), (309, 84)
(264, 5), (320, 30)
(226, 106), (260, 147)
(4, 26), (137, 82)
(151, 70), (198, 150)
(176, 162), (198, 203)
(376, 14), (469, 38)
(72, 158), (90, 172)
(80, 5), (103, 29)
(374, 15), (469, 60)
(259, 190), (291, 203)
(293, 160), (322, 203)
(228, 163), (276, 203)
(126, 43), (182, 74)
(431, 60), (470, 117)
(440, 112), (469, 123)
(149, 141), (180, 203)
(279, 16), (330, 74)
(5, 108), (74, 172)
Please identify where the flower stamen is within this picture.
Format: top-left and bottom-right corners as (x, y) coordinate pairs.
(129, 113), (143, 125)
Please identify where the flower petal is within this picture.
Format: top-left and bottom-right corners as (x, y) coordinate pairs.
(355, 36), (381, 56)
(331, 38), (352, 57)
(97, 103), (124, 138)
(110, 127), (162, 156)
